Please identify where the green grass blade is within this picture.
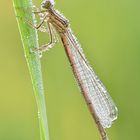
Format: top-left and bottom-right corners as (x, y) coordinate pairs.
(13, 0), (50, 140)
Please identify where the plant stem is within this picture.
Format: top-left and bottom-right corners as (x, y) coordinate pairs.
(13, 0), (50, 140)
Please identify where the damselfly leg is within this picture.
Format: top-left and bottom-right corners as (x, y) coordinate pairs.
(34, 22), (57, 52)
(20, 10), (58, 53)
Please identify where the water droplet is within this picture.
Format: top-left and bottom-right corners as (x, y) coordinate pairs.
(49, 0), (55, 6)
(24, 54), (27, 58)
(39, 13), (44, 17)
(39, 52), (42, 58)
(38, 111), (40, 119)
(33, 5), (36, 8)
(29, 48), (34, 53)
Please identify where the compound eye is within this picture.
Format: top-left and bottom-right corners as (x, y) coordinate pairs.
(41, 0), (54, 9)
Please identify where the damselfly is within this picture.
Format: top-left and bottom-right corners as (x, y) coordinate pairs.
(24, 0), (118, 139)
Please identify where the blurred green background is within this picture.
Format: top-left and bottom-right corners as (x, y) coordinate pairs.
(0, 0), (140, 140)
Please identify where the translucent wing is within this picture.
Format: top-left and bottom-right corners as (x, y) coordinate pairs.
(64, 27), (118, 128)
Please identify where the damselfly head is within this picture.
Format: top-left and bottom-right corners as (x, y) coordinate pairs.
(41, 0), (55, 9)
